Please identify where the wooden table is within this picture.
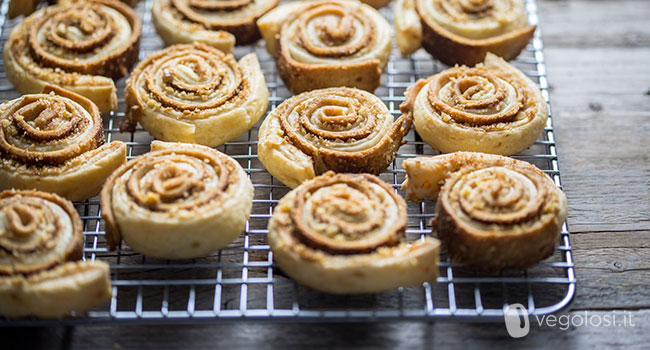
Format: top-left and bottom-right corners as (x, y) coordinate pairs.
(3, 0), (649, 348)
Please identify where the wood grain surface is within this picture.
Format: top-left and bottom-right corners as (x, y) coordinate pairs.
(3, 0), (649, 348)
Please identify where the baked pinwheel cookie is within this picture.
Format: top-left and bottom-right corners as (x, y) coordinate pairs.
(8, 0), (140, 19)
(268, 172), (440, 294)
(122, 43), (269, 147)
(0, 86), (127, 201)
(402, 152), (567, 271)
(0, 190), (112, 318)
(395, 0), (535, 65)
(101, 141), (254, 259)
(257, 0), (392, 93)
(401, 53), (548, 155)
(152, 0), (279, 53)
(258, 87), (412, 188)
(3, 0), (141, 114)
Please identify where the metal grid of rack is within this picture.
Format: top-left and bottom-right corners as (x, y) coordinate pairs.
(0, 0), (575, 325)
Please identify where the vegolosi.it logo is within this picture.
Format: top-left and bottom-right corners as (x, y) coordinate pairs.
(503, 303), (636, 338)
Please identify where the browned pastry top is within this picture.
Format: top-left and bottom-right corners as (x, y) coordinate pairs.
(0, 190), (83, 276)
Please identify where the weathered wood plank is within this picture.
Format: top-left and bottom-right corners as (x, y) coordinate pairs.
(3, 309), (648, 349)
(539, 0), (650, 48)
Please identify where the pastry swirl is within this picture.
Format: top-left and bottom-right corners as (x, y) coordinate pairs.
(3, 0), (142, 113)
(401, 53), (548, 155)
(257, 0), (392, 93)
(101, 141), (254, 259)
(122, 43), (269, 147)
(0, 190), (112, 318)
(152, 0), (279, 53)
(258, 87), (411, 188)
(0, 85), (127, 201)
(268, 172), (440, 294)
(402, 152), (567, 270)
(395, 0), (535, 65)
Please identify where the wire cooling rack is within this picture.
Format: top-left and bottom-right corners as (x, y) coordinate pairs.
(0, 0), (575, 325)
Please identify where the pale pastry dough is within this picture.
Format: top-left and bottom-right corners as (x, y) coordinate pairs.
(3, 0), (141, 114)
(401, 53), (548, 155)
(268, 172), (440, 294)
(258, 87), (411, 188)
(395, 0), (535, 65)
(152, 0), (278, 53)
(0, 190), (112, 318)
(257, 0), (392, 93)
(0, 261), (112, 318)
(0, 86), (127, 201)
(122, 43), (269, 147)
(101, 141), (254, 259)
(402, 152), (567, 271)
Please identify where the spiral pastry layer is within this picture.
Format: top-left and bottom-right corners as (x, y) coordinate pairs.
(258, 87), (411, 188)
(401, 152), (567, 270)
(0, 190), (112, 318)
(101, 141), (254, 259)
(3, 0), (141, 114)
(395, 0), (535, 65)
(0, 86), (127, 201)
(268, 172), (440, 294)
(401, 53), (548, 155)
(8, 0), (140, 19)
(257, 0), (392, 93)
(122, 43), (269, 147)
(152, 0), (278, 53)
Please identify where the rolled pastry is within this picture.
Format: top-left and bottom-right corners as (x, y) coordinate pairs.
(269, 172), (440, 294)
(152, 0), (279, 53)
(101, 141), (254, 259)
(122, 43), (269, 147)
(0, 85), (127, 201)
(0, 190), (112, 318)
(402, 152), (567, 270)
(258, 87), (411, 188)
(394, 0), (535, 65)
(257, 0), (392, 93)
(3, 0), (141, 114)
(401, 53), (548, 155)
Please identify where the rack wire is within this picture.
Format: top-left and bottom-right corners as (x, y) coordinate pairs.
(0, 0), (575, 325)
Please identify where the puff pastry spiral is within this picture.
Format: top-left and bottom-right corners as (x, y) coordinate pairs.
(401, 53), (548, 155)
(395, 0), (535, 65)
(3, 0), (141, 114)
(0, 190), (111, 318)
(152, 0), (278, 53)
(402, 152), (567, 270)
(101, 141), (254, 259)
(257, 0), (392, 93)
(258, 87), (411, 188)
(269, 172), (440, 294)
(122, 43), (269, 147)
(0, 86), (127, 201)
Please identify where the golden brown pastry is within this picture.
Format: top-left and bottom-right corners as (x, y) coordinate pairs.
(152, 0), (279, 53)
(0, 190), (112, 318)
(258, 87), (411, 188)
(8, 0), (141, 19)
(269, 172), (440, 294)
(394, 0), (535, 65)
(402, 152), (567, 271)
(401, 53), (548, 155)
(122, 43), (269, 147)
(3, 0), (142, 113)
(0, 86), (127, 201)
(257, 0), (392, 93)
(101, 141), (254, 259)
(360, 0), (391, 8)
